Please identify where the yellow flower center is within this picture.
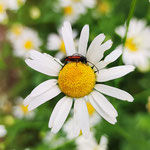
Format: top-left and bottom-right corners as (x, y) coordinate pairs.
(60, 41), (66, 54)
(11, 25), (23, 36)
(86, 102), (95, 116)
(125, 38), (138, 52)
(98, 1), (110, 14)
(0, 4), (4, 13)
(24, 40), (34, 50)
(20, 105), (29, 114)
(64, 6), (73, 15)
(58, 62), (96, 98)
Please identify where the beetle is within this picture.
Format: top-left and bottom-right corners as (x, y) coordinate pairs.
(64, 53), (99, 73)
(64, 53), (87, 64)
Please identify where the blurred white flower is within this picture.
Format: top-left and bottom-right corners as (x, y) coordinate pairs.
(0, 0), (26, 23)
(7, 0), (26, 11)
(24, 21), (134, 137)
(7, 24), (25, 41)
(116, 18), (150, 72)
(7, 24), (42, 58)
(0, 125), (7, 138)
(44, 131), (65, 148)
(47, 28), (77, 59)
(13, 97), (35, 119)
(76, 132), (108, 150)
(0, 0), (8, 23)
(58, 0), (96, 23)
(29, 6), (41, 20)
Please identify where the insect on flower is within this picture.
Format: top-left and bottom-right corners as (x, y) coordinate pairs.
(64, 53), (99, 72)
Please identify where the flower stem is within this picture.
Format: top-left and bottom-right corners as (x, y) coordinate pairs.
(122, 0), (137, 49)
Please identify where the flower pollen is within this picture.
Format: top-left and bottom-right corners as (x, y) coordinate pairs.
(64, 6), (73, 15)
(58, 62), (96, 98)
(125, 38), (138, 52)
(24, 40), (34, 50)
(86, 102), (95, 116)
(11, 25), (22, 36)
(0, 4), (4, 13)
(21, 104), (29, 114)
(60, 41), (66, 54)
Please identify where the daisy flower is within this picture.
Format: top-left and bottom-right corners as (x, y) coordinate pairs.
(7, 24), (25, 41)
(58, 0), (96, 23)
(0, 125), (7, 138)
(47, 28), (77, 59)
(29, 6), (41, 20)
(97, 0), (111, 15)
(76, 132), (108, 150)
(116, 18), (150, 72)
(24, 21), (134, 137)
(44, 131), (65, 148)
(7, 24), (42, 58)
(7, 0), (26, 11)
(13, 97), (35, 119)
(0, 0), (8, 23)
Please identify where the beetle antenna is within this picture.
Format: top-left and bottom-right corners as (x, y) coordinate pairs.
(87, 61), (99, 73)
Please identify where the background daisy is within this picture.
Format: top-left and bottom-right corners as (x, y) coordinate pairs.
(116, 18), (150, 72)
(12, 97), (35, 119)
(7, 25), (42, 58)
(0, 125), (7, 138)
(76, 132), (108, 150)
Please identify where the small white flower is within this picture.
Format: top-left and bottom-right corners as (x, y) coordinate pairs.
(0, 125), (7, 138)
(24, 21), (134, 137)
(7, 0), (26, 10)
(0, 0), (8, 23)
(116, 18), (150, 72)
(44, 131), (65, 148)
(76, 132), (108, 150)
(13, 97), (35, 119)
(58, 0), (96, 23)
(7, 24), (25, 41)
(7, 24), (42, 58)
(29, 6), (41, 20)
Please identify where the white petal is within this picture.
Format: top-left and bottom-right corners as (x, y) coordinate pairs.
(95, 61), (108, 71)
(88, 95), (117, 124)
(30, 79), (57, 97)
(115, 26), (126, 38)
(95, 84), (134, 102)
(104, 49), (122, 64)
(47, 34), (61, 50)
(86, 34), (105, 64)
(27, 85), (61, 111)
(74, 98), (90, 137)
(61, 21), (76, 56)
(97, 65), (135, 82)
(26, 50), (62, 76)
(50, 97), (73, 133)
(91, 91), (118, 117)
(49, 96), (66, 128)
(99, 136), (108, 150)
(95, 49), (122, 72)
(78, 25), (89, 56)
